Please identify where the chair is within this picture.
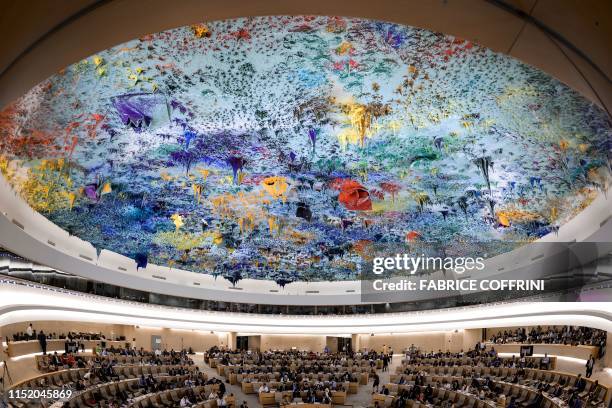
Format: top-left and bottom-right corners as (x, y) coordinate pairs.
(61, 371), (72, 383)
(169, 390), (181, 402)
(589, 386), (606, 406)
(521, 392), (537, 408)
(464, 397), (476, 408)
(550, 374), (561, 387)
(515, 389), (529, 405)
(433, 389), (446, 405)
(99, 385), (113, 401)
(563, 377), (577, 392)
(51, 374), (64, 387)
(108, 383), (119, 397)
(579, 382), (593, 399)
(151, 394), (165, 408)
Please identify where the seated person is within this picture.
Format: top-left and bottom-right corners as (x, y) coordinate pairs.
(574, 375), (586, 393)
(180, 396), (191, 407)
(540, 354), (550, 370)
(75, 379), (86, 391)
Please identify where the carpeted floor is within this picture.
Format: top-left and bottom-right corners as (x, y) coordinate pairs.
(196, 355), (402, 408)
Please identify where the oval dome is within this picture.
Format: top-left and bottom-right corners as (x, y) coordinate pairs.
(0, 16), (609, 285)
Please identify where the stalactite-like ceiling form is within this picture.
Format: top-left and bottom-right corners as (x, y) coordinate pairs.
(0, 16), (609, 285)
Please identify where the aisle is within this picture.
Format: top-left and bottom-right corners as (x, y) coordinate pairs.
(197, 354), (402, 408)
(197, 357), (261, 408)
(347, 354), (401, 408)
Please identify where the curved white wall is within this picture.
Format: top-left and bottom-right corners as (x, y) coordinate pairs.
(1, 279), (611, 335)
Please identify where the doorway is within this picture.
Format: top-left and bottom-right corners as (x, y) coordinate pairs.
(338, 337), (352, 353)
(236, 336), (248, 351)
(151, 335), (162, 351)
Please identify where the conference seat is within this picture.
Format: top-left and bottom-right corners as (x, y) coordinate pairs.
(110, 382), (121, 396)
(522, 370), (534, 384)
(84, 391), (98, 407)
(463, 397), (476, 408)
(60, 370), (72, 383)
(117, 382), (131, 393)
(168, 390), (181, 403)
(119, 367), (131, 380)
(51, 374), (65, 386)
(99, 384), (112, 401)
(432, 388), (447, 405)
(151, 394), (166, 408)
(578, 382), (592, 399)
(563, 377), (577, 392)
(500, 368), (509, 379)
(589, 386), (606, 406)
(521, 391), (539, 408)
(515, 388), (529, 405)
(549, 373), (561, 387)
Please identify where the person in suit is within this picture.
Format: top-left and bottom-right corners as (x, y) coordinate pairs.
(575, 374), (586, 392)
(585, 356), (595, 378)
(540, 353), (550, 370)
(527, 390), (544, 408)
(37, 330), (47, 355)
(372, 372), (380, 391)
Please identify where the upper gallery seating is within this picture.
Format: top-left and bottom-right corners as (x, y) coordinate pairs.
(488, 327), (606, 350)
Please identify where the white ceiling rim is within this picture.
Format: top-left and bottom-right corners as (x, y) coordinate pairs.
(0, 282), (611, 334)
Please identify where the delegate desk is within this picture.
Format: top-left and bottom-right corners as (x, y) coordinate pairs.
(7, 339), (127, 357)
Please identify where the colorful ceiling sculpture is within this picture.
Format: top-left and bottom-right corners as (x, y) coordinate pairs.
(0, 16), (610, 285)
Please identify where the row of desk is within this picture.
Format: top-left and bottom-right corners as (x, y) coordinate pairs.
(6, 339), (128, 357)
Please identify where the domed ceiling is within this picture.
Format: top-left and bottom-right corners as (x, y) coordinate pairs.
(0, 16), (610, 285)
